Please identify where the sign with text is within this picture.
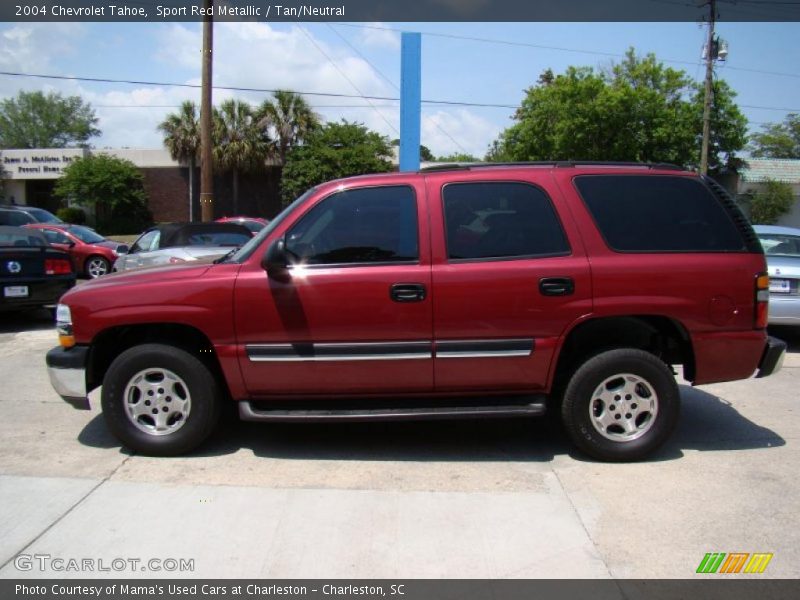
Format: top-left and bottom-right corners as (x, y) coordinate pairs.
(1, 148), (87, 180)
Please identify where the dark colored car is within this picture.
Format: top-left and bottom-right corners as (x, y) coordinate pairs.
(8, 205), (64, 224)
(0, 226), (75, 312)
(46, 163), (785, 461)
(216, 216), (269, 234)
(24, 224), (128, 279)
(112, 222), (252, 272)
(0, 208), (37, 227)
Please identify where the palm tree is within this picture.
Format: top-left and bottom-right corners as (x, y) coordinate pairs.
(256, 90), (320, 164)
(158, 101), (200, 221)
(213, 99), (271, 215)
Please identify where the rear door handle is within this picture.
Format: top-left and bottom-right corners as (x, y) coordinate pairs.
(539, 277), (575, 296)
(391, 283), (427, 303)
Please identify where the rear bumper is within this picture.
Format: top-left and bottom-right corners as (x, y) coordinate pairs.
(767, 295), (800, 325)
(0, 277), (74, 311)
(45, 345), (90, 410)
(756, 336), (787, 378)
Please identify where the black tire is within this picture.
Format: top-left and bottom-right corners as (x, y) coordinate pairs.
(84, 255), (110, 279)
(561, 348), (680, 462)
(101, 343), (221, 456)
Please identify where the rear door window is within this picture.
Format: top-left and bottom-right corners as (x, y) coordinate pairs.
(442, 182), (569, 260)
(574, 175), (745, 252)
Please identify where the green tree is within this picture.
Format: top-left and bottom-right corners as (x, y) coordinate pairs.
(436, 152), (479, 162)
(158, 101), (200, 221)
(213, 99), (271, 214)
(256, 90), (320, 165)
(54, 154), (152, 234)
(281, 120), (393, 204)
(744, 179), (795, 225)
(391, 139), (435, 162)
(0, 90), (100, 148)
(749, 114), (800, 158)
(490, 49), (747, 170)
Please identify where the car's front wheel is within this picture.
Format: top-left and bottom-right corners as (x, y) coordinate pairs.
(561, 348), (680, 462)
(85, 256), (110, 279)
(101, 343), (221, 456)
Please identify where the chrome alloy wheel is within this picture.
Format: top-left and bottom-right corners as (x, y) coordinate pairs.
(123, 368), (192, 436)
(589, 373), (658, 442)
(86, 257), (109, 278)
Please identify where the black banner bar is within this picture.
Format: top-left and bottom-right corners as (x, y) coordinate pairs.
(3, 0), (800, 23)
(4, 580), (800, 600)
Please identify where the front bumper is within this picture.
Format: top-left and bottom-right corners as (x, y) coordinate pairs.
(756, 336), (787, 378)
(45, 345), (90, 409)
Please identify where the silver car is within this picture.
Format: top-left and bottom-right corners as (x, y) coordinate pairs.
(113, 222), (252, 272)
(754, 224), (800, 326)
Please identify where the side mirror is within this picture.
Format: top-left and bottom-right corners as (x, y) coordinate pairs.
(116, 245), (129, 255)
(262, 237), (291, 281)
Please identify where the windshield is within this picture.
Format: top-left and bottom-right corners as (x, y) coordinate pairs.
(27, 207), (63, 224)
(66, 225), (105, 244)
(758, 233), (800, 257)
(227, 188), (317, 263)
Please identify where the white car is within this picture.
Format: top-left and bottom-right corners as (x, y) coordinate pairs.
(754, 224), (800, 326)
(113, 222), (252, 272)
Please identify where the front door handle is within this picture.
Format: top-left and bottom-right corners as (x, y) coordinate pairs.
(391, 283), (427, 303)
(539, 277), (575, 296)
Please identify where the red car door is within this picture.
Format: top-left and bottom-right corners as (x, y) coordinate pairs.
(234, 179), (434, 397)
(426, 171), (593, 393)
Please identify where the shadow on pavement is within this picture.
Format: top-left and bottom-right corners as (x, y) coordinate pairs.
(0, 308), (54, 334)
(769, 325), (800, 353)
(79, 384), (784, 464)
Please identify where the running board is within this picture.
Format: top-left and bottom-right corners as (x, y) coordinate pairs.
(238, 399), (546, 422)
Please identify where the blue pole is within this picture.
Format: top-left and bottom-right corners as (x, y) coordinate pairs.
(399, 32), (421, 172)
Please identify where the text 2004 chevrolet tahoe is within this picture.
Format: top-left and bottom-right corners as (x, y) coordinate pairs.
(46, 163), (787, 461)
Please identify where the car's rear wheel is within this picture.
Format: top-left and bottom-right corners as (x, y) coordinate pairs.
(85, 256), (110, 279)
(561, 348), (680, 462)
(101, 343), (221, 456)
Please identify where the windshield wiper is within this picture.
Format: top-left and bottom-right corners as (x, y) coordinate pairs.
(213, 249), (238, 264)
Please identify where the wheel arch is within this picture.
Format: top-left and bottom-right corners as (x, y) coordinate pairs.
(550, 315), (696, 393)
(86, 323), (227, 395)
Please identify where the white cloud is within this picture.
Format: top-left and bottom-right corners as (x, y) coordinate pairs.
(421, 108), (501, 158)
(0, 22), (500, 158)
(357, 23), (400, 50)
(0, 23), (85, 96)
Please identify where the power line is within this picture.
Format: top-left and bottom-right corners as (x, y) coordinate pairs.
(297, 25), (399, 135)
(0, 70), (518, 109)
(325, 24), (470, 155)
(336, 23), (800, 81)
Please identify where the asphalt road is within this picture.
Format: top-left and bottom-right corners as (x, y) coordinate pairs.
(0, 310), (798, 579)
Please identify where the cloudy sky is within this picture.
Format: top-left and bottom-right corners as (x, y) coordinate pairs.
(1, 19), (799, 158)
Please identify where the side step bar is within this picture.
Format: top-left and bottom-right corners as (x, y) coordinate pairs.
(239, 400), (546, 423)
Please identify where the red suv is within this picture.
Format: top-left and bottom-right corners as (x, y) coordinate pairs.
(45, 163), (786, 461)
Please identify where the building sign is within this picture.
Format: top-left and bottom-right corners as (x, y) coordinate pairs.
(1, 148), (87, 180)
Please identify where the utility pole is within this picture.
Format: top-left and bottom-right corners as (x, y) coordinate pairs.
(700, 0), (716, 175)
(199, 0), (214, 222)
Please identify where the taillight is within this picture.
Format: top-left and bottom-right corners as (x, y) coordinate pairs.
(755, 273), (770, 329)
(45, 258), (72, 275)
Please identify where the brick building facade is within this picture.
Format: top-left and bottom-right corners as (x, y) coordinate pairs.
(1, 147), (284, 223)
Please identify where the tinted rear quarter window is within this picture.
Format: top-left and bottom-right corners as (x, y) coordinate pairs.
(574, 175), (746, 252)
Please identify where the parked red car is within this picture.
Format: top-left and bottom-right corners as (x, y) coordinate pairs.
(24, 224), (128, 279)
(216, 216), (269, 234)
(46, 163), (786, 461)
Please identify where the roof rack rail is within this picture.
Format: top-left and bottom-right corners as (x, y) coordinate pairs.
(419, 161), (684, 172)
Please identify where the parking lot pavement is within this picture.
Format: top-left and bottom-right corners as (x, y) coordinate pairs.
(0, 311), (798, 579)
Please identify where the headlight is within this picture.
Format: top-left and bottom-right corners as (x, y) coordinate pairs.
(56, 303), (75, 348)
